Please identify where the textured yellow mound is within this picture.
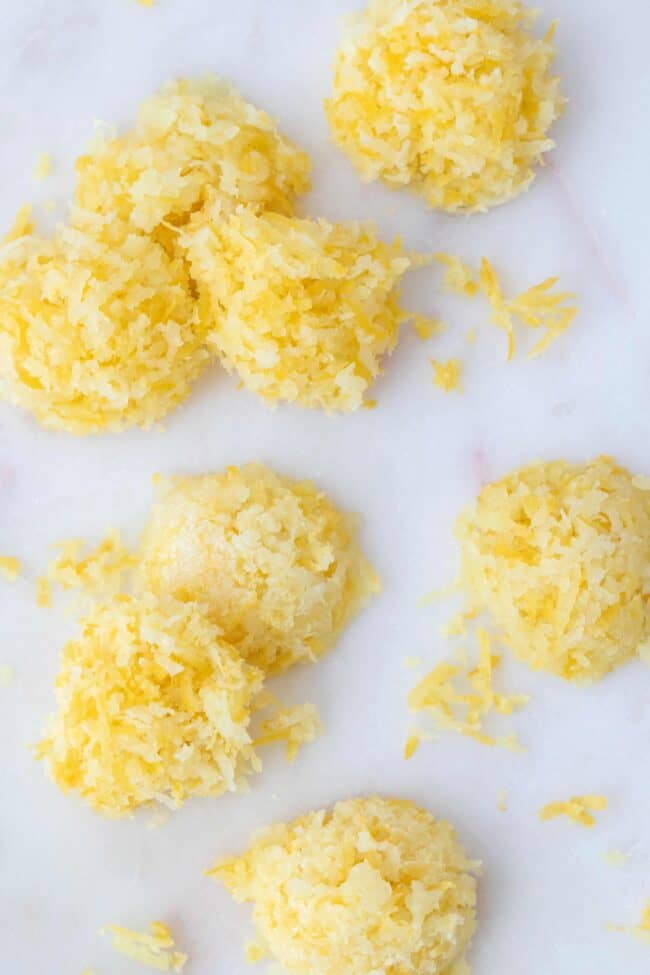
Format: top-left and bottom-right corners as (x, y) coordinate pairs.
(210, 796), (478, 975)
(326, 0), (564, 213)
(182, 206), (415, 411)
(75, 76), (311, 234)
(0, 212), (208, 434)
(138, 464), (380, 673)
(36, 594), (263, 816)
(456, 456), (650, 683)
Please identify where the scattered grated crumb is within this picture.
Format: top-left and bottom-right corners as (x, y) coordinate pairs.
(407, 627), (529, 749)
(606, 900), (650, 943)
(254, 703), (322, 763)
(0, 556), (21, 582)
(403, 731), (421, 760)
(245, 935), (268, 963)
(33, 153), (51, 181)
(138, 0), (155, 6)
(497, 791), (508, 812)
(43, 199), (57, 213)
(466, 328), (477, 346)
(430, 358), (463, 393)
(102, 921), (187, 971)
(539, 795), (608, 828)
(36, 576), (52, 608)
(601, 850), (629, 868)
(363, 399), (378, 410)
(0, 664), (13, 687)
(435, 254), (478, 296)
(412, 314), (446, 341)
(47, 530), (136, 598)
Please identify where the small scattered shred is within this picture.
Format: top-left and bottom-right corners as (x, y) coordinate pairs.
(102, 921), (187, 972)
(326, 0), (564, 212)
(430, 358), (463, 393)
(33, 153), (51, 181)
(138, 464), (380, 674)
(435, 254), (478, 297)
(466, 328), (477, 346)
(412, 314), (446, 341)
(182, 207), (416, 411)
(137, 0), (155, 7)
(606, 901), (650, 943)
(601, 850), (629, 868)
(456, 456), (650, 682)
(36, 593), (263, 816)
(36, 576), (52, 608)
(210, 796), (478, 975)
(47, 530), (136, 597)
(539, 795), (608, 828)
(254, 702), (322, 762)
(0, 556), (20, 582)
(407, 627), (529, 749)
(497, 791), (507, 813)
(403, 732), (421, 759)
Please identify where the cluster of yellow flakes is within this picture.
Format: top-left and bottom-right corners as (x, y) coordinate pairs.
(210, 796), (478, 975)
(36, 464), (376, 816)
(538, 794), (608, 828)
(102, 921), (186, 972)
(326, 0), (564, 213)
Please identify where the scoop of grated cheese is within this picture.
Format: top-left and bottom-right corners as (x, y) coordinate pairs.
(0, 556), (21, 582)
(36, 593), (263, 817)
(103, 921), (186, 972)
(430, 358), (463, 393)
(0, 210), (209, 434)
(210, 796), (479, 975)
(253, 702), (322, 763)
(181, 206), (417, 411)
(47, 530), (136, 597)
(407, 627), (528, 749)
(137, 464), (380, 674)
(456, 456), (650, 683)
(75, 76), (311, 235)
(325, 0), (564, 213)
(539, 795), (607, 828)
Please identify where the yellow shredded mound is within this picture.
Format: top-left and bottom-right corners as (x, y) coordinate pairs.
(36, 593), (263, 817)
(325, 0), (564, 213)
(254, 702), (322, 763)
(182, 206), (416, 411)
(75, 77), (311, 235)
(47, 530), (136, 597)
(0, 212), (208, 434)
(539, 795), (607, 828)
(456, 456), (650, 683)
(407, 627), (528, 749)
(138, 464), (380, 674)
(103, 921), (186, 972)
(210, 796), (478, 975)
(430, 358), (463, 393)
(0, 556), (20, 582)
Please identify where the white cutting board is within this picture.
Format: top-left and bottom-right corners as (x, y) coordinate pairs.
(1, 1), (649, 973)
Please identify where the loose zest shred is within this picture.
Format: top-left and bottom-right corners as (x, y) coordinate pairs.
(36, 594), (263, 817)
(456, 456), (650, 682)
(181, 207), (416, 411)
(210, 796), (478, 975)
(254, 702), (322, 762)
(412, 315), (446, 341)
(435, 254), (478, 297)
(138, 464), (380, 674)
(102, 921), (187, 972)
(36, 577), (52, 608)
(47, 530), (136, 597)
(0, 556), (20, 582)
(407, 628), (528, 750)
(33, 153), (51, 181)
(326, 0), (564, 212)
(539, 795), (608, 828)
(430, 358), (462, 393)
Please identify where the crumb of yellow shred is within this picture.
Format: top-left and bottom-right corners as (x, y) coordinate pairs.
(363, 398), (378, 410)
(407, 628), (529, 749)
(430, 358), (463, 393)
(209, 796), (479, 975)
(456, 455), (650, 683)
(466, 328), (477, 346)
(539, 795), (608, 828)
(47, 530), (136, 597)
(601, 850), (629, 868)
(137, 464), (380, 674)
(245, 935), (268, 963)
(325, 0), (564, 213)
(137, 0), (155, 6)
(254, 702), (322, 762)
(497, 791), (507, 813)
(0, 556), (21, 582)
(0, 212), (210, 435)
(606, 901), (650, 942)
(35, 593), (263, 817)
(33, 153), (51, 181)
(102, 921), (187, 972)
(412, 314), (446, 341)
(403, 732), (421, 760)
(36, 576), (52, 608)
(435, 254), (478, 296)
(0, 663), (13, 687)
(75, 76), (310, 235)
(181, 206), (416, 412)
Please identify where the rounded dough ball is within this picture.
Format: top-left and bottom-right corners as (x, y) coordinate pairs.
(211, 796), (478, 975)
(325, 0), (564, 213)
(138, 464), (381, 673)
(456, 456), (650, 682)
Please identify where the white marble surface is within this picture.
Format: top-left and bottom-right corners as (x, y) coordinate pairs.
(1, 1), (649, 973)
